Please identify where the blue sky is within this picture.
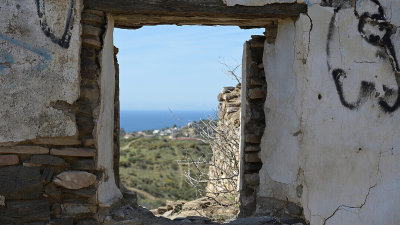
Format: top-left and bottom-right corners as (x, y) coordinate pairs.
(114, 25), (263, 111)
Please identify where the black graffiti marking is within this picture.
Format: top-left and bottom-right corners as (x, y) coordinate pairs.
(321, 0), (353, 8)
(35, 0), (75, 49)
(332, 69), (376, 110)
(327, 0), (400, 113)
(356, 0), (400, 73)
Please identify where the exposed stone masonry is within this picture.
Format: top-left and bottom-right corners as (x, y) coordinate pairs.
(0, 8), (106, 225)
(239, 35), (267, 218)
(207, 85), (241, 200)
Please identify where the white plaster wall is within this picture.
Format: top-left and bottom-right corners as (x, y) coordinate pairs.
(260, 1), (400, 225)
(0, 0), (82, 143)
(96, 14), (123, 206)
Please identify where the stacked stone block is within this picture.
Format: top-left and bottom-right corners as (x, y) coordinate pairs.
(207, 85), (241, 199)
(239, 35), (267, 217)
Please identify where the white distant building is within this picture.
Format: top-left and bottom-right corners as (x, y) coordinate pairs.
(123, 134), (133, 139)
(153, 130), (160, 134)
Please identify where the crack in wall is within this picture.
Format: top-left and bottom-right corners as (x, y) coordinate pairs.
(322, 183), (377, 225)
(322, 151), (382, 225)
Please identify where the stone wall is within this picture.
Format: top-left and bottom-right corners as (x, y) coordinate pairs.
(206, 85), (241, 200)
(238, 34), (268, 217)
(2, 0), (400, 224)
(0, 2), (120, 224)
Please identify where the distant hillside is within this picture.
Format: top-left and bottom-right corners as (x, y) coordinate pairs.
(120, 135), (212, 209)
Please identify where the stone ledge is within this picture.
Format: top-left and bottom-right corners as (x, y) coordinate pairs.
(245, 152), (261, 163)
(0, 155), (19, 167)
(51, 148), (96, 157)
(83, 38), (102, 50)
(24, 155), (66, 167)
(245, 135), (262, 144)
(82, 13), (105, 27)
(82, 24), (103, 38)
(248, 88), (265, 99)
(245, 145), (260, 152)
(0, 146), (49, 154)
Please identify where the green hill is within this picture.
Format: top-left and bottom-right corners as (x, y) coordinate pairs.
(120, 136), (212, 209)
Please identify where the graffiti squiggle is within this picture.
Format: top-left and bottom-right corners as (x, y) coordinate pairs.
(0, 33), (52, 72)
(327, 0), (400, 113)
(0, 52), (14, 74)
(35, 0), (75, 49)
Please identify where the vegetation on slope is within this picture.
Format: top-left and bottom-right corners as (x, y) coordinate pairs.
(120, 136), (212, 209)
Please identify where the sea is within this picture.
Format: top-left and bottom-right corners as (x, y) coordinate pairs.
(120, 110), (216, 132)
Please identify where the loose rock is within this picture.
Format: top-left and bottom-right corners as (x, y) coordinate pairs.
(53, 171), (96, 189)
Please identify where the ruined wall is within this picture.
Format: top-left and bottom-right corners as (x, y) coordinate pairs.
(238, 35), (268, 217)
(0, 1), (122, 224)
(236, 0), (400, 224)
(206, 85), (241, 200)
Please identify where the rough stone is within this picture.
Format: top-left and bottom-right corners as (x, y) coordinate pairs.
(0, 146), (49, 154)
(245, 145), (260, 152)
(82, 13), (106, 27)
(53, 171), (96, 189)
(82, 25), (103, 38)
(222, 86), (235, 93)
(70, 159), (96, 170)
(0, 155), (19, 166)
(256, 197), (302, 217)
(41, 167), (55, 183)
(245, 152), (261, 163)
(227, 107), (240, 113)
(83, 139), (96, 147)
(32, 137), (81, 146)
(244, 163), (263, 172)
(162, 210), (173, 217)
(61, 203), (97, 216)
(157, 206), (168, 214)
(63, 187), (96, 200)
(51, 217), (74, 225)
(51, 148), (96, 157)
(44, 183), (62, 202)
(0, 195), (4, 207)
(250, 78), (264, 86)
(223, 93), (240, 101)
(0, 166), (43, 199)
(248, 88), (265, 99)
(83, 38), (102, 49)
(246, 135), (262, 144)
(52, 203), (62, 217)
(227, 102), (241, 107)
(26, 155), (66, 167)
(0, 199), (50, 224)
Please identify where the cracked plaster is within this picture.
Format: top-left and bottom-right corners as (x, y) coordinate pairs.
(0, 0), (82, 143)
(259, 2), (400, 224)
